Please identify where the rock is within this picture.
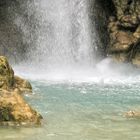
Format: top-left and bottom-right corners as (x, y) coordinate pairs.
(112, 0), (140, 27)
(111, 53), (128, 62)
(132, 50), (140, 67)
(109, 30), (135, 52)
(133, 26), (140, 39)
(0, 56), (42, 126)
(0, 89), (42, 126)
(119, 15), (139, 28)
(125, 111), (140, 118)
(0, 56), (14, 90)
(108, 0), (140, 63)
(14, 76), (32, 93)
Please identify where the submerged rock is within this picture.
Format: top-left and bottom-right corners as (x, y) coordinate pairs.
(125, 111), (140, 118)
(0, 56), (42, 126)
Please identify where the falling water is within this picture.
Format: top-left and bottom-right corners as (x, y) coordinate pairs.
(13, 0), (140, 83)
(14, 0), (96, 72)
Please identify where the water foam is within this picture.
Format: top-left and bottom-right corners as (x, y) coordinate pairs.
(14, 58), (140, 85)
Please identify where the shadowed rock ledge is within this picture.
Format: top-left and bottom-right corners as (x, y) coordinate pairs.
(107, 0), (140, 66)
(0, 56), (42, 126)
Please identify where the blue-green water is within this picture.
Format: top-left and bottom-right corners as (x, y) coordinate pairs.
(1, 80), (140, 140)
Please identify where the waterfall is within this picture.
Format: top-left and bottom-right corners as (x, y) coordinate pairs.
(14, 0), (96, 70)
(13, 0), (138, 82)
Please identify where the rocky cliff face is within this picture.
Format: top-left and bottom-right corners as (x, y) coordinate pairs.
(107, 0), (140, 66)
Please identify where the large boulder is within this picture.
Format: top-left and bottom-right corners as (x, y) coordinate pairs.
(0, 56), (42, 126)
(0, 89), (42, 126)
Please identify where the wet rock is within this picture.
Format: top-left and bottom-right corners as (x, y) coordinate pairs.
(108, 0), (140, 64)
(111, 53), (128, 62)
(0, 89), (42, 126)
(132, 49), (140, 67)
(133, 25), (140, 39)
(0, 56), (42, 126)
(14, 76), (32, 93)
(119, 15), (139, 28)
(112, 0), (140, 27)
(0, 56), (32, 92)
(0, 56), (14, 90)
(109, 29), (135, 52)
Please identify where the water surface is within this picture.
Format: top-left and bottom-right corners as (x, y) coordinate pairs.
(1, 79), (140, 140)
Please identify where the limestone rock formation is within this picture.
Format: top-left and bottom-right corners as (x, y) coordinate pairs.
(108, 0), (140, 66)
(0, 56), (32, 92)
(0, 89), (42, 126)
(0, 56), (42, 126)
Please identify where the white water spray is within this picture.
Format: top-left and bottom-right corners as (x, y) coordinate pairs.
(23, 0), (95, 69)
(13, 0), (140, 83)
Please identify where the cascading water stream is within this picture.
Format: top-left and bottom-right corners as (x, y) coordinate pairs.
(13, 0), (98, 81)
(13, 0), (140, 83)
(30, 0), (95, 68)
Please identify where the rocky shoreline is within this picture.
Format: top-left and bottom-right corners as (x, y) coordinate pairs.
(0, 56), (42, 126)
